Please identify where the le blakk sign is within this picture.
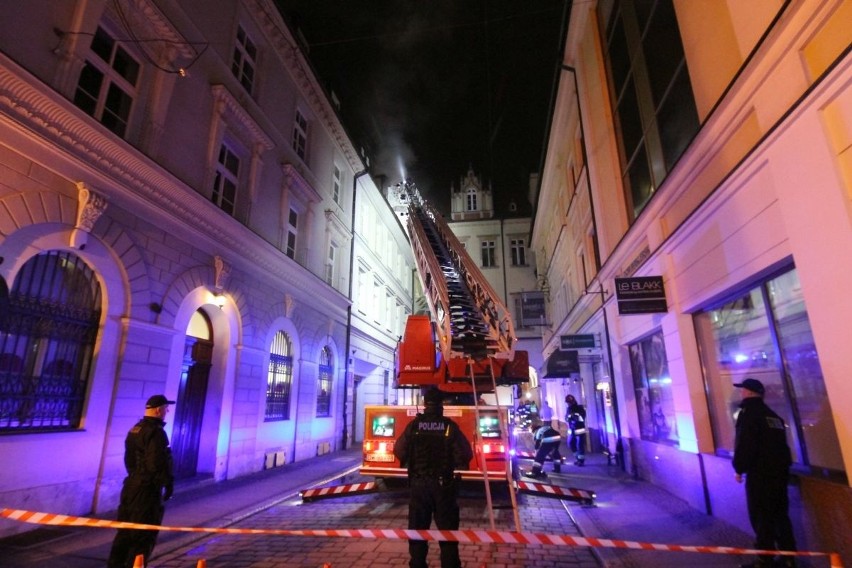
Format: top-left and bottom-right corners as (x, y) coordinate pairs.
(614, 276), (667, 315)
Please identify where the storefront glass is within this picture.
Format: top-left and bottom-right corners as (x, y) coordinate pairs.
(629, 330), (678, 445)
(694, 268), (843, 473)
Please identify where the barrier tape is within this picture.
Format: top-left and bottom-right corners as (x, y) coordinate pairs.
(300, 482), (377, 502)
(0, 508), (842, 566)
(516, 481), (595, 503)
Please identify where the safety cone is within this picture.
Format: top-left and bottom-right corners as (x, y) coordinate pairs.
(196, 560), (207, 568)
(830, 553), (844, 567)
(132, 554), (145, 568)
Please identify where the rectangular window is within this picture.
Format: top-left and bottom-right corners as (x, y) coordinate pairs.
(481, 240), (495, 268)
(231, 25), (257, 94)
(629, 330), (678, 445)
(332, 165), (342, 204)
(212, 143), (239, 215)
(694, 268), (844, 474)
(510, 238), (526, 266)
(265, 353), (292, 421)
(325, 244), (337, 286)
(466, 188), (477, 211)
(286, 208), (298, 259)
(293, 109), (308, 161)
(73, 26), (139, 138)
(599, 0), (699, 221)
(317, 365), (334, 417)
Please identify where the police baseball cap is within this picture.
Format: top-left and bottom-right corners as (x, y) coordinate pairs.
(423, 388), (444, 406)
(146, 394), (176, 409)
(733, 378), (765, 396)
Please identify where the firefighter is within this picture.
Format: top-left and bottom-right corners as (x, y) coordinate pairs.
(108, 395), (175, 568)
(566, 394), (587, 466)
(394, 387), (473, 568)
(524, 421), (563, 478)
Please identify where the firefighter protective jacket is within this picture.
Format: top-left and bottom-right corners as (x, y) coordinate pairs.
(533, 425), (562, 449)
(567, 403), (587, 434)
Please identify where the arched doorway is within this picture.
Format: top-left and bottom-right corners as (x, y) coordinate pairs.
(171, 309), (213, 478)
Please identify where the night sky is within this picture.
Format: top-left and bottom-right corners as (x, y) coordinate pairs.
(276, 1), (568, 215)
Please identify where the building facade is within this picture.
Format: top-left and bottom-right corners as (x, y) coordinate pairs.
(532, 0), (851, 558)
(348, 175), (415, 441)
(446, 167), (543, 406)
(0, 0), (411, 537)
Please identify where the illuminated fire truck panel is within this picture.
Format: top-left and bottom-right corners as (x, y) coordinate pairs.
(360, 405), (511, 480)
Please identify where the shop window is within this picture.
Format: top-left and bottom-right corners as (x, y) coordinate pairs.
(629, 329), (677, 445)
(694, 268), (844, 475)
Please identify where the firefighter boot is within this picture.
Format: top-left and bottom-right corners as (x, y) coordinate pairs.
(523, 464), (547, 479)
(553, 457), (563, 473)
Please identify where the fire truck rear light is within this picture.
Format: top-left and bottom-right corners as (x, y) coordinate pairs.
(364, 441), (373, 452)
(482, 443), (505, 454)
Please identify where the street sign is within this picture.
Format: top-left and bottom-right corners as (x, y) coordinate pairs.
(614, 276), (667, 315)
(520, 291), (547, 326)
(560, 334), (597, 349)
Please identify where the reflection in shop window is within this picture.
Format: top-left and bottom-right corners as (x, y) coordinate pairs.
(629, 330), (678, 445)
(694, 268), (843, 475)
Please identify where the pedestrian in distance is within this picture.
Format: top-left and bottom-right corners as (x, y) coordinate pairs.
(524, 421), (563, 478)
(108, 395), (176, 568)
(393, 387), (473, 568)
(565, 394), (587, 466)
(732, 378), (797, 568)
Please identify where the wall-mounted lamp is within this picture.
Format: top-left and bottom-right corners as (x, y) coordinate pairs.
(213, 293), (226, 310)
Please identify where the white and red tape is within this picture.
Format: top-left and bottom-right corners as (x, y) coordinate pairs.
(0, 507), (843, 567)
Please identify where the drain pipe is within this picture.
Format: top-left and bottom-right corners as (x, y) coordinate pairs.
(342, 169), (369, 449)
(561, 63), (624, 469)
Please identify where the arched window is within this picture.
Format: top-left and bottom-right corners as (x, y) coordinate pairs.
(265, 331), (293, 421)
(317, 346), (333, 417)
(0, 251), (101, 432)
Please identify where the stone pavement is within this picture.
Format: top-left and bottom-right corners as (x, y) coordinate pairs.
(1, 448), (825, 567)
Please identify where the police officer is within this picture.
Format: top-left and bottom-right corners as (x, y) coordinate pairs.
(108, 395), (175, 568)
(732, 378), (797, 568)
(524, 421), (563, 478)
(394, 387), (473, 568)
(565, 394), (587, 466)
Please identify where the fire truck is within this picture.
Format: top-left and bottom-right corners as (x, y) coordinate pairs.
(359, 179), (529, 482)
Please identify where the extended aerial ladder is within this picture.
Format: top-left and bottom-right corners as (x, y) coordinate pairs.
(391, 179), (529, 393)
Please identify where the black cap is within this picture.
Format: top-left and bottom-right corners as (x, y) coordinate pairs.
(146, 394), (176, 409)
(733, 378), (765, 396)
(423, 388), (444, 407)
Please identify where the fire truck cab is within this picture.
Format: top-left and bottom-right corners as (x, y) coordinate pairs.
(360, 404), (513, 481)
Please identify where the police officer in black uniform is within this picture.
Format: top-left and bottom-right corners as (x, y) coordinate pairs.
(108, 395), (176, 568)
(394, 387), (473, 568)
(733, 378), (797, 568)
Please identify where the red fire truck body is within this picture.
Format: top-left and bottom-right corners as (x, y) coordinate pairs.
(360, 404), (511, 481)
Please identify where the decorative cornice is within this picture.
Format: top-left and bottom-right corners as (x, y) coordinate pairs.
(211, 84), (274, 151)
(248, 0), (363, 172)
(282, 163), (321, 204)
